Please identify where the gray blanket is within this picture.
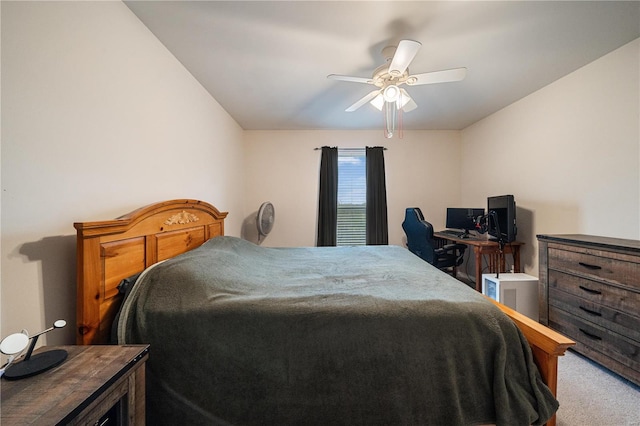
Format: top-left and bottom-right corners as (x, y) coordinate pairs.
(119, 236), (557, 425)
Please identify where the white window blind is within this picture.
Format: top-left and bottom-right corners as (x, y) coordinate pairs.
(337, 148), (366, 246)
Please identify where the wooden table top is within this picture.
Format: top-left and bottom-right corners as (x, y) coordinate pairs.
(1, 345), (149, 425)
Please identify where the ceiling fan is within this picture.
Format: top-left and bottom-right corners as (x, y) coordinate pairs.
(327, 40), (467, 137)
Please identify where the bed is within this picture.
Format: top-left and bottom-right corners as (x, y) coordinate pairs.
(74, 199), (574, 426)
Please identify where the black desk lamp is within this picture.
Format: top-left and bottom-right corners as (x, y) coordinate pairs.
(1, 320), (68, 380)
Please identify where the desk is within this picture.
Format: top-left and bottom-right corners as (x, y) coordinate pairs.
(434, 232), (524, 292)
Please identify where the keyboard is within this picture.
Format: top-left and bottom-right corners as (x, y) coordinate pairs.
(439, 230), (480, 241)
(440, 229), (463, 236)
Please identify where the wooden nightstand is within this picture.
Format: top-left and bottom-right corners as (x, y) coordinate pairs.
(1, 344), (149, 425)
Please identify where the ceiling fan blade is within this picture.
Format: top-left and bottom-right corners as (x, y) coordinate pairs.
(346, 90), (381, 112)
(399, 89), (417, 112)
(327, 74), (373, 85)
(388, 40), (422, 77)
(407, 67), (467, 86)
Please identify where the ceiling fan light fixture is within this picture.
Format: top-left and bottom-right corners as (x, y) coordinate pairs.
(397, 91), (411, 109)
(399, 89), (418, 112)
(370, 93), (384, 111)
(383, 85), (400, 103)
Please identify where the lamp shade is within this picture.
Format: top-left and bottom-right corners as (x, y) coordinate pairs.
(382, 85), (400, 103)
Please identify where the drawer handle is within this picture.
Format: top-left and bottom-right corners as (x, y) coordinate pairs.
(579, 328), (602, 341)
(578, 262), (602, 270)
(579, 306), (602, 317)
(579, 285), (602, 295)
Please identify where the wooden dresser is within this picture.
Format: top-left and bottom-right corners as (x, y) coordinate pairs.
(538, 234), (640, 386)
(1, 345), (148, 425)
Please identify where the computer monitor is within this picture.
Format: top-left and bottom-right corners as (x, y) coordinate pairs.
(487, 195), (517, 243)
(445, 208), (485, 234)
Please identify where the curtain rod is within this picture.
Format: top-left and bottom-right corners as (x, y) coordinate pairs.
(313, 147), (387, 150)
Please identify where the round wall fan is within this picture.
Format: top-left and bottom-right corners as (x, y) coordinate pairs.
(327, 39), (467, 114)
(257, 201), (275, 244)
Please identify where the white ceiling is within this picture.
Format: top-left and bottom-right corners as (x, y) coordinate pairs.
(124, 1), (640, 131)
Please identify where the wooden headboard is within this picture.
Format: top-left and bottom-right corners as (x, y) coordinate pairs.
(74, 199), (228, 345)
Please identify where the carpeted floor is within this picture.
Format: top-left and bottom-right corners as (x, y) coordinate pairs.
(556, 349), (640, 425)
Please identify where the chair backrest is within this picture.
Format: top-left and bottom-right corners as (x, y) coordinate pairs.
(402, 207), (436, 264)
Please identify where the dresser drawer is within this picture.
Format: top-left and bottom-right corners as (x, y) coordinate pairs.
(549, 307), (640, 374)
(548, 246), (640, 290)
(549, 287), (640, 343)
(548, 270), (640, 315)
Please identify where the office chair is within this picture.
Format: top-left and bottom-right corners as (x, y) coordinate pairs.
(402, 207), (467, 274)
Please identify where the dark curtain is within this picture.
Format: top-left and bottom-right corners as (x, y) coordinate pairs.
(366, 146), (388, 245)
(317, 146), (338, 246)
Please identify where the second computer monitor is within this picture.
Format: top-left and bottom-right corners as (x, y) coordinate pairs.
(446, 208), (485, 233)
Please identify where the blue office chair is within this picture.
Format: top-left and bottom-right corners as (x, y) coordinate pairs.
(402, 207), (467, 273)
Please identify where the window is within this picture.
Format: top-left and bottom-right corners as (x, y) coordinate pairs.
(337, 148), (366, 246)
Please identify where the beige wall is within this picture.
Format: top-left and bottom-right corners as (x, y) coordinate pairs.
(1, 2), (245, 344)
(460, 38), (640, 276)
(242, 130), (462, 248)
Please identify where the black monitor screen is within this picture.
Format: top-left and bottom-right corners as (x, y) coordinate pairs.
(446, 208), (485, 231)
(487, 195), (517, 242)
